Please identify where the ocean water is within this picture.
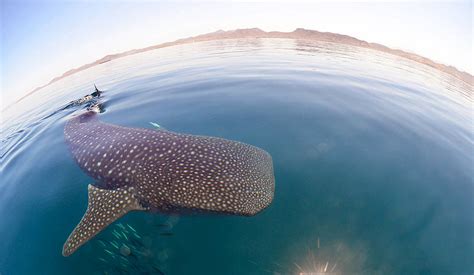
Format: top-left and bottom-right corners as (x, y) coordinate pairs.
(1, 38), (472, 275)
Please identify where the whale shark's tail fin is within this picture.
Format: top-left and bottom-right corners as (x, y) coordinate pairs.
(62, 184), (146, 256)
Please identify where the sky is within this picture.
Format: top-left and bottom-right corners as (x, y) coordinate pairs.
(1, 0), (472, 108)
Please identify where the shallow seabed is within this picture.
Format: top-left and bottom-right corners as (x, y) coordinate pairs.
(1, 38), (473, 274)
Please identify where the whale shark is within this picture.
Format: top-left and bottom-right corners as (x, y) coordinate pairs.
(62, 110), (275, 256)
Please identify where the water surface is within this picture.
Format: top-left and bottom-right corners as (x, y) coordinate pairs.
(1, 38), (473, 274)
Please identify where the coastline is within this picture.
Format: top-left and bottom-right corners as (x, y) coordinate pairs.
(13, 28), (474, 105)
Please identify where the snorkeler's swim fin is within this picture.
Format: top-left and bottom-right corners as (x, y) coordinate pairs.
(62, 184), (146, 256)
(94, 84), (102, 93)
(91, 84), (103, 97)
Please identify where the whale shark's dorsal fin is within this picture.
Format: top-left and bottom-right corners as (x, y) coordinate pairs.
(62, 184), (146, 256)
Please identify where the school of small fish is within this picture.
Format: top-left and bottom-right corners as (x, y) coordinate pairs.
(91, 217), (178, 275)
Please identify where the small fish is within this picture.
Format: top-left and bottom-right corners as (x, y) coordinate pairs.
(132, 249), (148, 257)
(122, 231), (129, 241)
(272, 261), (283, 268)
(112, 230), (121, 239)
(152, 265), (165, 275)
(149, 122), (161, 129)
(294, 262), (303, 272)
(119, 255), (130, 263)
(110, 241), (119, 249)
(98, 257), (108, 263)
(126, 224), (137, 232)
(98, 240), (106, 247)
(128, 253), (139, 261)
(130, 238), (144, 247)
(133, 233), (142, 239)
(104, 249), (114, 255)
(117, 223), (126, 230)
(155, 223), (171, 228)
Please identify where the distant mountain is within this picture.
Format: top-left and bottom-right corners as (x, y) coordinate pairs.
(17, 28), (473, 104)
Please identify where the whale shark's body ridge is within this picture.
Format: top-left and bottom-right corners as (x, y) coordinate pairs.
(62, 111), (275, 256)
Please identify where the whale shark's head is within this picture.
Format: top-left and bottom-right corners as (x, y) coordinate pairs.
(157, 136), (275, 216)
(229, 147), (274, 216)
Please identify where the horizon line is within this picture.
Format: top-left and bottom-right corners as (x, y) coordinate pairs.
(5, 27), (473, 111)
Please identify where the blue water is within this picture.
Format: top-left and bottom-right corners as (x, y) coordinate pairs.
(1, 39), (472, 274)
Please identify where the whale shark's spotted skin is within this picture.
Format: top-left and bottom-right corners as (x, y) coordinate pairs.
(62, 111), (275, 256)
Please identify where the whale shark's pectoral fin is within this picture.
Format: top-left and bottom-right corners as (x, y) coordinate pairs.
(62, 184), (146, 256)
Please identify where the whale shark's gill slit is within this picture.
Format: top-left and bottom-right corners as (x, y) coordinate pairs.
(62, 184), (146, 257)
